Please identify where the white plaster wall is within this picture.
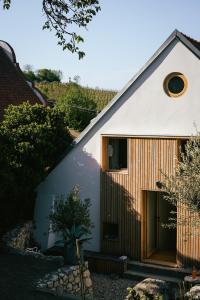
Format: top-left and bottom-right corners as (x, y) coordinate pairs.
(100, 41), (200, 136)
(34, 133), (102, 251)
(34, 39), (200, 251)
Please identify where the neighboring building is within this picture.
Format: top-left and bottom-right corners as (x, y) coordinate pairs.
(0, 40), (46, 120)
(34, 30), (200, 267)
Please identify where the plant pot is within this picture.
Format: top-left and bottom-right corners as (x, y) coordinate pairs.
(64, 242), (84, 265)
(64, 242), (77, 265)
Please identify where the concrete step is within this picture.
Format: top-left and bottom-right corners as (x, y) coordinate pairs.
(127, 260), (189, 281)
(124, 270), (182, 284)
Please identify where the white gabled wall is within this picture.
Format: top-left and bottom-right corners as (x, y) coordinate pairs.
(34, 132), (102, 251)
(34, 39), (200, 251)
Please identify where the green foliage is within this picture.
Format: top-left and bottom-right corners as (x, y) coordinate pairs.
(36, 82), (117, 112)
(162, 135), (200, 229)
(2, 0), (10, 9)
(55, 83), (97, 131)
(55, 224), (92, 245)
(23, 68), (62, 83)
(49, 185), (93, 237)
(23, 70), (37, 82)
(37, 69), (62, 83)
(2, 0), (101, 58)
(50, 186), (93, 265)
(0, 102), (72, 229)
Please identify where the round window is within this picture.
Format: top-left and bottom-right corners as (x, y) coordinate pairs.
(164, 73), (187, 97)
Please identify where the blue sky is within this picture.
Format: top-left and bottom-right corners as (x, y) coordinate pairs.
(0, 0), (200, 90)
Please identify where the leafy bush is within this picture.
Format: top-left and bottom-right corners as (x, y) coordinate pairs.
(0, 102), (72, 230)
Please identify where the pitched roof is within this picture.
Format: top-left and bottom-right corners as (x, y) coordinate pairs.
(73, 30), (200, 147)
(182, 33), (200, 51)
(0, 41), (46, 120)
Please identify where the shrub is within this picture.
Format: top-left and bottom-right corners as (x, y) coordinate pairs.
(0, 102), (72, 230)
(49, 185), (93, 235)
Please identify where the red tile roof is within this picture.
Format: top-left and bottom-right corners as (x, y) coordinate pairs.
(0, 43), (46, 121)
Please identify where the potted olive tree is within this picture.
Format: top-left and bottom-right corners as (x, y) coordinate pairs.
(49, 185), (93, 265)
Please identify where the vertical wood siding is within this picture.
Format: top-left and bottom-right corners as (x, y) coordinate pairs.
(101, 138), (185, 261)
(101, 137), (200, 266)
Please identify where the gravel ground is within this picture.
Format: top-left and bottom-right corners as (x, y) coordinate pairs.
(92, 273), (137, 300)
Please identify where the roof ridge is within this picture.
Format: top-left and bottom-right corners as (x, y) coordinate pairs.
(73, 30), (200, 146)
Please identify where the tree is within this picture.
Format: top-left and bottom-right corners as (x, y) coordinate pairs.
(56, 83), (97, 131)
(23, 68), (63, 83)
(23, 65), (37, 82)
(49, 185), (93, 264)
(161, 136), (200, 230)
(23, 70), (38, 82)
(0, 102), (72, 229)
(73, 75), (81, 84)
(36, 68), (63, 82)
(24, 64), (33, 72)
(2, 0), (101, 59)
(49, 185), (93, 234)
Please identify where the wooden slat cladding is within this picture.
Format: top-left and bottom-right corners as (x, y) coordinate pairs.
(101, 137), (200, 266)
(101, 138), (178, 259)
(101, 136), (108, 172)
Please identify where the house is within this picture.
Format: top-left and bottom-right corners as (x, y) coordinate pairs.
(0, 40), (46, 119)
(34, 30), (200, 268)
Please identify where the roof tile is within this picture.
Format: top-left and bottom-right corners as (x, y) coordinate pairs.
(0, 46), (44, 120)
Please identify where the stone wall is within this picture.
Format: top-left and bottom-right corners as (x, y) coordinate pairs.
(3, 222), (93, 298)
(2, 221), (64, 265)
(36, 262), (93, 298)
(3, 221), (33, 252)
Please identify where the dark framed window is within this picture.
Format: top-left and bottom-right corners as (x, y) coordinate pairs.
(107, 138), (127, 170)
(164, 72), (187, 98)
(168, 76), (184, 94)
(180, 139), (188, 157)
(103, 223), (119, 240)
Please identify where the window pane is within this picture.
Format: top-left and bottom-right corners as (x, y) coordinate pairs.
(108, 138), (127, 170)
(168, 76), (184, 94)
(103, 223), (119, 240)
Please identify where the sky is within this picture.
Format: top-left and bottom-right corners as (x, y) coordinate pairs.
(0, 0), (200, 90)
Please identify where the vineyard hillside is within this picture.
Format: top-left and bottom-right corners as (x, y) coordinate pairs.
(36, 82), (117, 112)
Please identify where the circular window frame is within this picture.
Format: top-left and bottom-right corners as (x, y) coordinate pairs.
(164, 72), (188, 98)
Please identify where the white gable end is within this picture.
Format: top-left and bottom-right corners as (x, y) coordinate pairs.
(98, 40), (200, 137)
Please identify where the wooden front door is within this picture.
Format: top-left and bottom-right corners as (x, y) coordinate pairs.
(142, 191), (176, 262)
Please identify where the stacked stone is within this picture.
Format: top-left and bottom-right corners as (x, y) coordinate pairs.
(3, 221), (32, 251)
(36, 262), (93, 297)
